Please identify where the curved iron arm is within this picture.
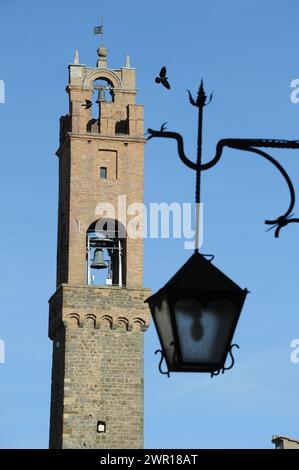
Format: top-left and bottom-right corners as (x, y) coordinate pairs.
(154, 349), (170, 378)
(147, 128), (198, 170)
(223, 343), (240, 372)
(203, 139), (299, 236)
(201, 138), (299, 170)
(210, 344), (240, 378)
(147, 128), (299, 237)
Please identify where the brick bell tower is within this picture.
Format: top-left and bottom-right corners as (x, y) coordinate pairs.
(48, 44), (150, 449)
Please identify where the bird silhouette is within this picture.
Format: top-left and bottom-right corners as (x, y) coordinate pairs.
(82, 99), (92, 109)
(155, 66), (171, 90)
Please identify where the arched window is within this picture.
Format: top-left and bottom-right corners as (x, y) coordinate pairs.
(86, 219), (126, 287)
(87, 78), (115, 132)
(92, 78), (114, 113)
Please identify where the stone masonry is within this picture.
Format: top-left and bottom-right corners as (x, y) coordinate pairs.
(49, 285), (150, 448)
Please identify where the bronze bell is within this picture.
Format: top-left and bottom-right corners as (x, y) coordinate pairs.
(96, 87), (106, 104)
(91, 248), (107, 269)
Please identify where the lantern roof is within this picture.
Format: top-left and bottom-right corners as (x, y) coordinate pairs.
(163, 252), (246, 292)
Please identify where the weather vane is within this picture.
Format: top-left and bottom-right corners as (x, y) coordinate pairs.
(93, 17), (104, 44)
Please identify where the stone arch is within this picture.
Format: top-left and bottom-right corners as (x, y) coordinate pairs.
(83, 314), (97, 328)
(83, 69), (123, 89)
(117, 316), (129, 331)
(99, 315), (113, 330)
(67, 313), (81, 327)
(132, 317), (147, 331)
(86, 218), (127, 287)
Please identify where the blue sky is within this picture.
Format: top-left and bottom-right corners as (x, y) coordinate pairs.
(0, 0), (299, 448)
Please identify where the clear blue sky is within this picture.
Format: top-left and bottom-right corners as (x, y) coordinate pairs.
(0, 0), (299, 449)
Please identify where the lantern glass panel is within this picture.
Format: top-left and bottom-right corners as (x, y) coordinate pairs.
(174, 298), (238, 365)
(153, 298), (176, 368)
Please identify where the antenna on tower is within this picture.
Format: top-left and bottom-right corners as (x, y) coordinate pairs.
(93, 17), (104, 45)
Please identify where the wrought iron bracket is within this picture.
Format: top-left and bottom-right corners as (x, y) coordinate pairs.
(147, 83), (299, 238)
(155, 349), (170, 378)
(155, 344), (240, 378)
(210, 344), (240, 378)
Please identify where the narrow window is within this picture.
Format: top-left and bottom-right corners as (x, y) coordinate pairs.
(100, 167), (107, 179)
(97, 421), (106, 433)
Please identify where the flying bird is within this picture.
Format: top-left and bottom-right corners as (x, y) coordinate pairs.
(82, 99), (92, 109)
(155, 66), (171, 90)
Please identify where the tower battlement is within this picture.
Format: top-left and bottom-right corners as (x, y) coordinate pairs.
(58, 48), (144, 142)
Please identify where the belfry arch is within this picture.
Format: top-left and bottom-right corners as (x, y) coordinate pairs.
(86, 218), (126, 287)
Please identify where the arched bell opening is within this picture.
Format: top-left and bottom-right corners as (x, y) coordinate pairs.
(86, 218), (126, 287)
(87, 78), (115, 132)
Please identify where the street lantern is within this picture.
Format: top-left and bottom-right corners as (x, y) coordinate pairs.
(146, 253), (248, 375)
(146, 81), (299, 376)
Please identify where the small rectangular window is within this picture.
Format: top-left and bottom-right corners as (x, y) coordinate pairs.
(97, 421), (106, 433)
(100, 167), (107, 179)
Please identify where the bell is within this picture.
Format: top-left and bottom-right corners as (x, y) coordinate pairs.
(91, 248), (107, 269)
(96, 87), (106, 104)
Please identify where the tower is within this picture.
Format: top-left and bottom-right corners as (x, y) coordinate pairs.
(48, 44), (150, 449)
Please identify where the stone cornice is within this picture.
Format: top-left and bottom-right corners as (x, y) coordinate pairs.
(55, 132), (146, 157)
(49, 284), (151, 339)
(69, 132), (146, 144)
(66, 85), (137, 95)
